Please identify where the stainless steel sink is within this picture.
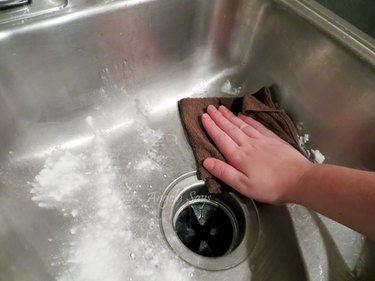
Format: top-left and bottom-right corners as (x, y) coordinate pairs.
(0, 0), (374, 280)
(314, 0), (375, 38)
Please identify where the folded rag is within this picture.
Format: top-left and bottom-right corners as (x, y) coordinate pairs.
(178, 87), (305, 193)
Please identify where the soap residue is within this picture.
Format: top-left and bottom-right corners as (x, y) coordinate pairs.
(221, 80), (241, 96)
(30, 117), (192, 281)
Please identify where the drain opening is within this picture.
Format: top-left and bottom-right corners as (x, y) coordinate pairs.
(160, 172), (259, 271)
(175, 201), (234, 257)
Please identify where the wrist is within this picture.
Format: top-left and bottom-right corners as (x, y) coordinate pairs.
(285, 161), (318, 204)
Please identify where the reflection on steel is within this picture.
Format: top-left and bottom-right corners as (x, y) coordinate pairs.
(0, 0), (373, 280)
(0, 0), (29, 10)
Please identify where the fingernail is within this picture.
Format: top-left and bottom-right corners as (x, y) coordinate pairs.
(219, 105), (229, 112)
(207, 105), (216, 113)
(203, 158), (215, 170)
(202, 113), (209, 120)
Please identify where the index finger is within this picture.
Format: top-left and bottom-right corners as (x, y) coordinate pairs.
(201, 113), (239, 158)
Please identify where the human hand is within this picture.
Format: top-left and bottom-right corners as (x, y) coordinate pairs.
(201, 105), (314, 204)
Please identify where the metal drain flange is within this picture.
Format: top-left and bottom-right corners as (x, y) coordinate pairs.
(159, 172), (259, 271)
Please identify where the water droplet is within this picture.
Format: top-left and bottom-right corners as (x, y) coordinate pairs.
(130, 252), (136, 260)
(71, 209), (78, 217)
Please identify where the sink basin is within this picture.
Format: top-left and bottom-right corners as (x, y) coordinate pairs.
(0, 0), (374, 280)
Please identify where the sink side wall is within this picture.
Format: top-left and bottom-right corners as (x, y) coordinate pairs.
(0, 0), (374, 167)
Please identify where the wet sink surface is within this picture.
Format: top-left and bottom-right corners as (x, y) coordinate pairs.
(0, 0), (374, 280)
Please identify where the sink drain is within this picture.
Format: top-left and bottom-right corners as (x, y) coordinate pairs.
(159, 172), (259, 271)
(175, 201), (234, 257)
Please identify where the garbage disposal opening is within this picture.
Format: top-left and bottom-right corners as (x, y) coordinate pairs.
(159, 172), (259, 271)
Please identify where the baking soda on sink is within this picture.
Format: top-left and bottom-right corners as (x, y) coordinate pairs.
(30, 117), (193, 281)
(298, 133), (326, 164)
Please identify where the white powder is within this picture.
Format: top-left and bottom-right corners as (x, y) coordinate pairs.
(298, 133), (309, 147)
(221, 80), (241, 96)
(311, 149), (326, 164)
(30, 117), (193, 281)
(298, 132), (326, 164)
(30, 152), (88, 210)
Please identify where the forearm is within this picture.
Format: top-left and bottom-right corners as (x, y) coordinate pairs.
(292, 164), (375, 240)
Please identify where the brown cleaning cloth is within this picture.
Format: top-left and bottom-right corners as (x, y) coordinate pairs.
(178, 87), (305, 193)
